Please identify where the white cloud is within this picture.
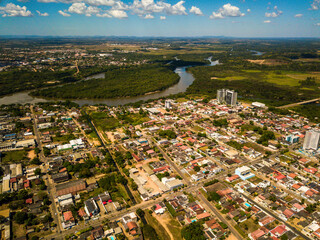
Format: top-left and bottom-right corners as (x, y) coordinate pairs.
(190, 6), (203, 16)
(144, 13), (154, 19)
(310, 0), (320, 10)
(36, 10), (49, 16)
(316, 23), (320, 26)
(294, 14), (303, 18)
(108, 9), (127, 18)
(265, 6), (282, 18)
(130, 0), (187, 16)
(0, 3), (32, 17)
(210, 3), (245, 19)
(38, 0), (58, 2)
(68, 3), (100, 16)
(96, 12), (111, 17)
(160, 15), (166, 20)
(247, 9), (250, 12)
(264, 20), (271, 23)
(85, 0), (115, 6)
(58, 10), (71, 16)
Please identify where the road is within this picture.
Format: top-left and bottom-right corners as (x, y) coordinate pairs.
(197, 191), (243, 240)
(87, 114), (137, 205)
(31, 105), (63, 233)
(277, 97), (320, 109)
(40, 108), (310, 240)
(238, 190), (311, 240)
(149, 137), (191, 185)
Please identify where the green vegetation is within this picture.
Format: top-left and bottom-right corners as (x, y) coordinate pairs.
(203, 179), (219, 187)
(207, 191), (221, 202)
(142, 224), (160, 240)
(0, 70), (77, 97)
(291, 104), (320, 123)
(144, 212), (171, 240)
(52, 133), (77, 143)
(1, 150), (29, 163)
(187, 62), (320, 107)
(90, 112), (120, 131)
(226, 141), (243, 151)
(212, 118), (228, 127)
(165, 201), (177, 217)
(167, 219), (183, 240)
(159, 130), (177, 139)
(181, 222), (205, 240)
(63, 160), (97, 178)
(31, 64), (180, 99)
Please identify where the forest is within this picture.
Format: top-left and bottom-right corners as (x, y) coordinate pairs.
(186, 57), (320, 107)
(31, 64), (180, 99)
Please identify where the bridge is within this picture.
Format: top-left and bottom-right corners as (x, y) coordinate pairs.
(277, 97), (320, 109)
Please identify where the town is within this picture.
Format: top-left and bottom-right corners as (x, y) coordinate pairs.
(1, 89), (320, 240)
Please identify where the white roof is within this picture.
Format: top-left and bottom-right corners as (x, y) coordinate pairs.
(236, 166), (251, 172)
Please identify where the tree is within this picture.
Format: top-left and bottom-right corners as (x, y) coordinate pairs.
(208, 192), (221, 202)
(181, 222), (205, 240)
(30, 157), (41, 165)
(194, 166), (201, 172)
(136, 208), (145, 218)
(142, 224), (159, 240)
(14, 211), (28, 224)
(43, 147), (51, 157)
(34, 168), (41, 176)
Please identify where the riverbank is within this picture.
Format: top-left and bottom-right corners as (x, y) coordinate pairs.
(0, 58), (219, 106)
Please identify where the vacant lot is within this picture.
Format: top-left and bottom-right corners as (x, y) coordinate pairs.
(2, 150), (29, 163)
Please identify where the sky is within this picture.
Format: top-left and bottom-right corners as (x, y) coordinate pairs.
(0, 0), (320, 37)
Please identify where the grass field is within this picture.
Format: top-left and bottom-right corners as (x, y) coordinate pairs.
(145, 212), (171, 240)
(234, 224), (247, 238)
(239, 218), (259, 235)
(52, 133), (77, 143)
(210, 69), (320, 87)
(167, 219), (182, 240)
(1, 150), (29, 163)
(12, 222), (26, 239)
(90, 112), (120, 131)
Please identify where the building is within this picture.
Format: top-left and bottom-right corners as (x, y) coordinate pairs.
(162, 177), (184, 190)
(165, 100), (172, 109)
(217, 89), (237, 106)
(51, 172), (69, 183)
(251, 102), (266, 108)
(235, 166), (255, 180)
(303, 130), (320, 150)
(286, 135), (300, 144)
(55, 180), (86, 196)
(84, 199), (99, 217)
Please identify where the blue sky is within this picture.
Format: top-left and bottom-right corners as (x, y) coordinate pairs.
(0, 0), (320, 37)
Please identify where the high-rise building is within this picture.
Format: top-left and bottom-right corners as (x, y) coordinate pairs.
(165, 100), (172, 109)
(217, 89), (226, 103)
(217, 89), (237, 106)
(303, 130), (320, 150)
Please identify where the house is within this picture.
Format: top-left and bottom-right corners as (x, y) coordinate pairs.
(62, 211), (75, 229)
(55, 179), (86, 196)
(235, 166), (255, 180)
(90, 226), (104, 240)
(270, 225), (287, 237)
(127, 221), (138, 236)
(154, 204), (165, 214)
(249, 228), (267, 240)
(84, 199), (99, 217)
(51, 172), (69, 183)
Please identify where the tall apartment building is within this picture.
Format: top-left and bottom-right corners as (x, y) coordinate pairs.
(303, 130), (320, 150)
(217, 89), (237, 106)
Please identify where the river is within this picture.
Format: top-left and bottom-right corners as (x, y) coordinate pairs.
(0, 58), (219, 106)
